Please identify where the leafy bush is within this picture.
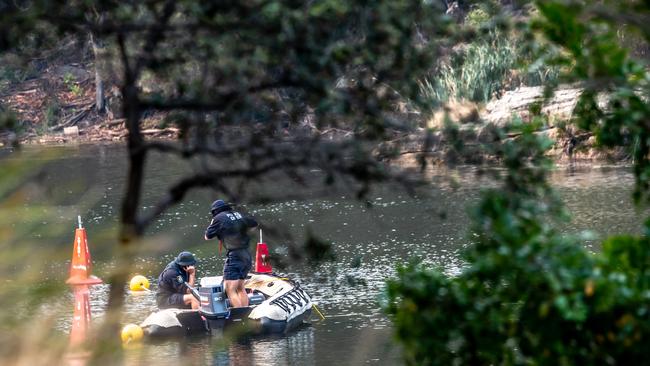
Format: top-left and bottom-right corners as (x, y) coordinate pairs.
(465, 6), (491, 28)
(387, 120), (650, 364)
(388, 1), (650, 364)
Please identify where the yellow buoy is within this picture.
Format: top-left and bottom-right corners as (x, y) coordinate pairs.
(121, 323), (144, 344)
(129, 275), (150, 291)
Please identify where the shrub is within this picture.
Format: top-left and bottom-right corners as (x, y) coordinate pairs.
(386, 122), (650, 364)
(387, 1), (650, 364)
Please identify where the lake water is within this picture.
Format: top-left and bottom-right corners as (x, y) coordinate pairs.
(0, 144), (644, 365)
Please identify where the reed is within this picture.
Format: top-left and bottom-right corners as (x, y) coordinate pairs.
(420, 33), (559, 107)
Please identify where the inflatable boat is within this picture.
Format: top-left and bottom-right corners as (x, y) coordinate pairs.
(141, 272), (313, 338)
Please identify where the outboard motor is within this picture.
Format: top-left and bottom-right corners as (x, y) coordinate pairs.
(198, 276), (229, 319)
(197, 276), (266, 320)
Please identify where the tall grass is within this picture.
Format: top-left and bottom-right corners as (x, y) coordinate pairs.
(420, 32), (559, 107)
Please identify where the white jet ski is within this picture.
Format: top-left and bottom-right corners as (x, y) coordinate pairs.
(141, 272), (313, 338)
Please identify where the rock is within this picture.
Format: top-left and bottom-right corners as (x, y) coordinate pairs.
(54, 65), (90, 82)
(427, 100), (480, 129)
(63, 126), (79, 137)
(482, 84), (609, 127)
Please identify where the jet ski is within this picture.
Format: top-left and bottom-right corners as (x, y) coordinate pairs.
(140, 237), (314, 338)
(141, 272), (313, 338)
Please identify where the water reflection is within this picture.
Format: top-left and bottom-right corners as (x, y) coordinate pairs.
(121, 327), (316, 366)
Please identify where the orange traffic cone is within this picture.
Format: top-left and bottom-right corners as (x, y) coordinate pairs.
(254, 229), (272, 273)
(69, 285), (92, 349)
(66, 216), (102, 285)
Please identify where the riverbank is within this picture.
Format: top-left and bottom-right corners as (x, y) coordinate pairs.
(0, 62), (625, 165)
(12, 118), (179, 145)
(4, 126), (627, 171)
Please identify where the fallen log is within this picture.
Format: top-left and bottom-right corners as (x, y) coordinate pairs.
(141, 128), (180, 135)
(61, 101), (94, 109)
(106, 118), (125, 127)
(48, 103), (95, 131)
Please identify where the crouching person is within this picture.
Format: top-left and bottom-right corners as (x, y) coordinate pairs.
(156, 251), (200, 310)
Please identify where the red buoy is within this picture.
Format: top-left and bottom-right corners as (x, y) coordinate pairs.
(254, 230), (272, 273)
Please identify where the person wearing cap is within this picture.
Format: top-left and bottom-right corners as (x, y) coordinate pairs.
(156, 251), (200, 309)
(204, 199), (258, 308)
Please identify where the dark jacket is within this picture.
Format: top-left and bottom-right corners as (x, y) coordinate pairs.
(205, 207), (258, 251)
(156, 261), (189, 306)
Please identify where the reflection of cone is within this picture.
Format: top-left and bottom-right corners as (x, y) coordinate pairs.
(254, 242), (272, 273)
(69, 286), (92, 349)
(66, 227), (102, 285)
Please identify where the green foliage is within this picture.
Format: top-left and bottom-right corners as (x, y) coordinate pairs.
(2, 1), (448, 362)
(421, 32), (518, 104)
(534, 1), (650, 204)
(465, 9), (490, 28)
(0, 66), (27, 84)
(388, 1), (650, 364)
(62, 72), (74, 85)
(62, 72), (82, 97)
(0, 107), (27, 139)
(70, 84), (82, 97)
(420, 30), (559, 106)
(420, 2), (560, 107)
(387, 124), (650, 364)
(0, 106), (16, 128)
(465, 4), (493, 28)
(0, 62), (40, 86)
(44, 99), (60, 129)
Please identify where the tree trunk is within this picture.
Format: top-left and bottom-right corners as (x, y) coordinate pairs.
(90, 83), (143, 365)
(90, 32), (106, 114)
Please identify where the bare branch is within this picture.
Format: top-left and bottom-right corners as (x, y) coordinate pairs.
(135, 156), (310, 232)
(138, 74), (304, 112)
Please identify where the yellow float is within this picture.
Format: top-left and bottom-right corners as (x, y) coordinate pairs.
(129, 275), (150, 291)
(121, 323), (144, 344)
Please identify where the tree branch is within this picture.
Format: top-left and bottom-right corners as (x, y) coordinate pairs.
(135, 156), (309, 232)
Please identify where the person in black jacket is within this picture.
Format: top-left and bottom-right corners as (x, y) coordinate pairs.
(204, 200), (258, 308)
(156, 251), (199, 309)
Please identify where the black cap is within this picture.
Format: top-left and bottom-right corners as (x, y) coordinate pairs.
(210, 199), (231, 214)
(175, 251), (196, 266)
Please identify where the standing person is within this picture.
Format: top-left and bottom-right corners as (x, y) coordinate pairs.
(156, 251), (200, 309)
(204, 199), (258, 308)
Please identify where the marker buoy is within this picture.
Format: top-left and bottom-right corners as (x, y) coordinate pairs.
(129, 275), (150, 291)
(121, 323), (144, 344)
(66, 216), (102, 357)
(254, 229), (272, 273)
(66, 216), (102, 285)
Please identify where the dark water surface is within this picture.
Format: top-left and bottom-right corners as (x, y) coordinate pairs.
(1, 144), (645, 365)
